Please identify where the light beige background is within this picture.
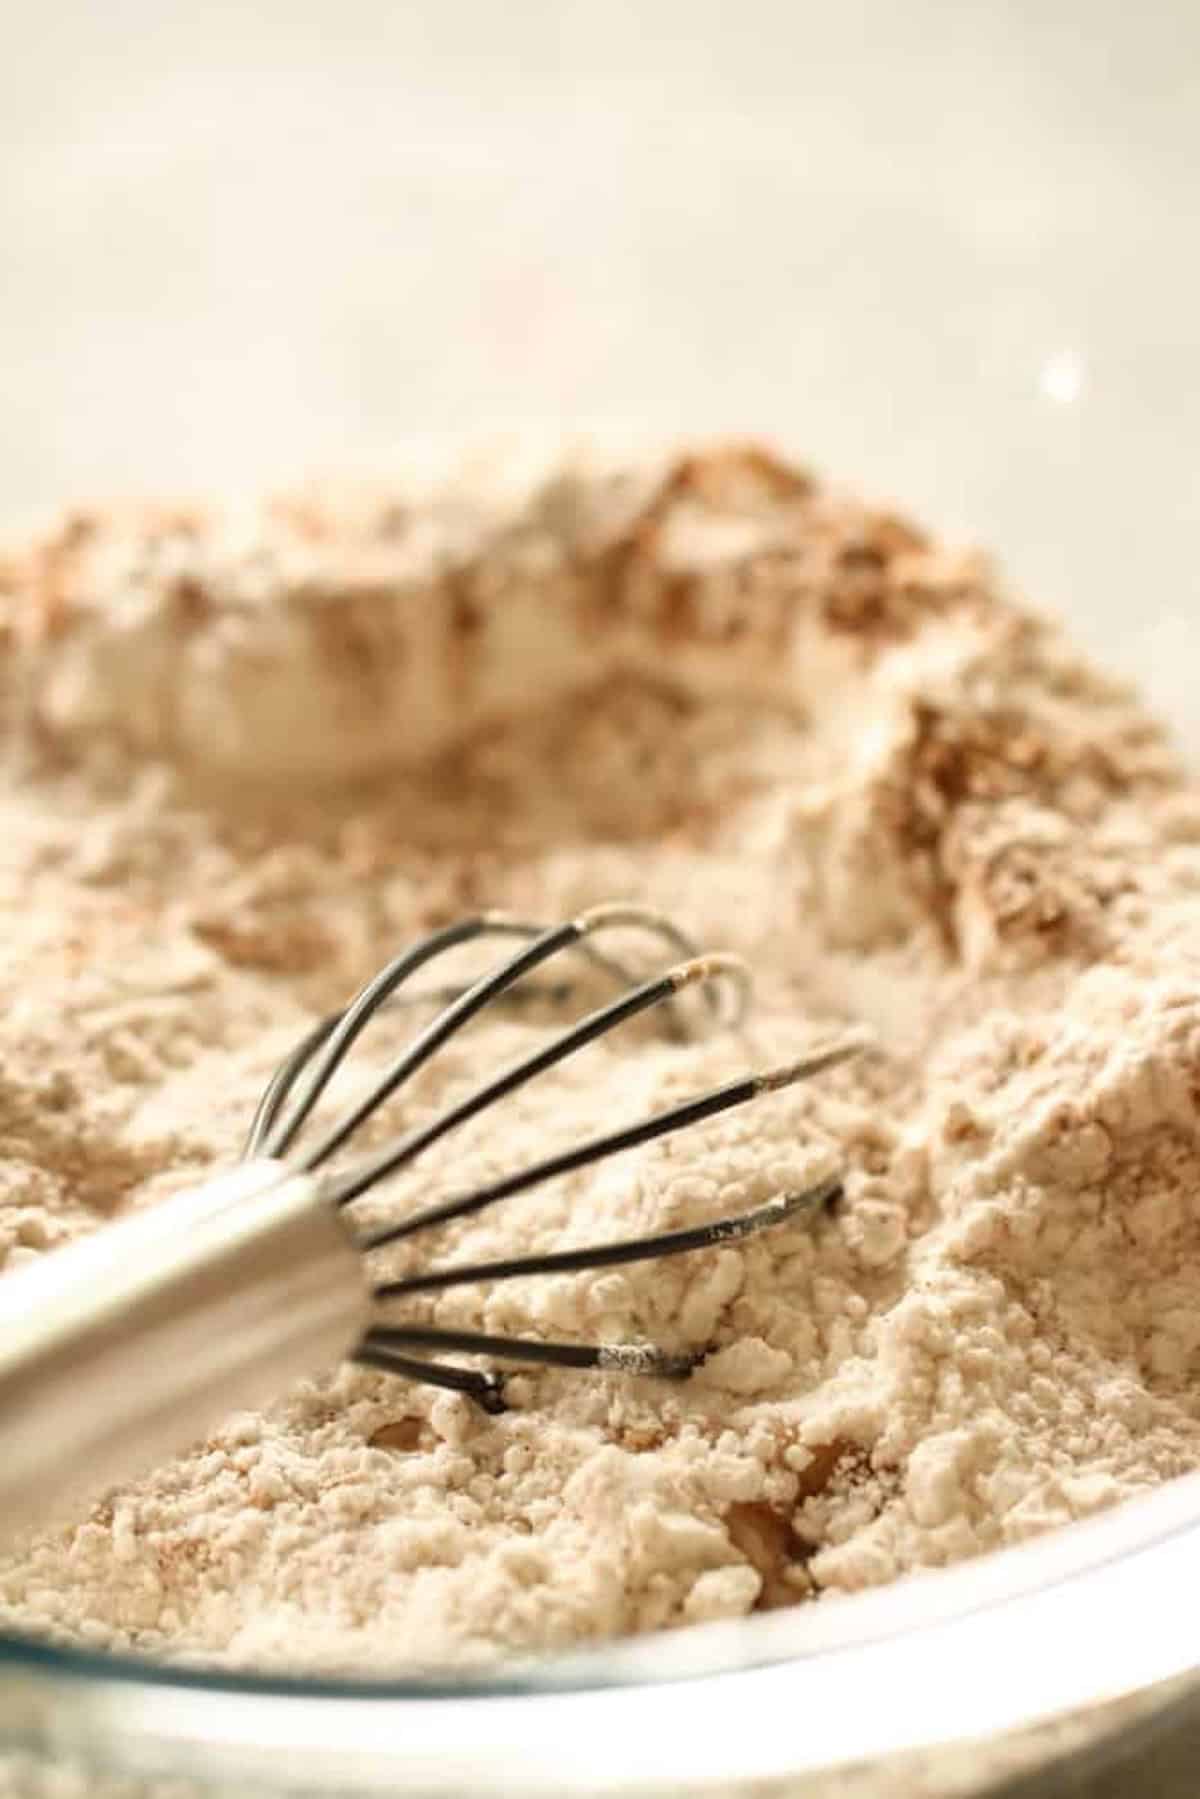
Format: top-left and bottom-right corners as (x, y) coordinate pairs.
(2, 0), (1197, 757)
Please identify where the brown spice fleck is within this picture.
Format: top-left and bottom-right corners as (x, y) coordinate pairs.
(589, 443), (813, 640)
(870, 695), (1171, 954)
(190, 910), (336, 974)
(664, 442), (815, 509)
(170, 575), (212, 629)
(657, 575), (696, 642)
(308, 590), (407, 707)
(724, 1501), (813, 1611)
(368, 1419), (425, 1453)
(792, 1438), (864, 1501)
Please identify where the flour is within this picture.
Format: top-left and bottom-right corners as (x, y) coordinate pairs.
(1, 442), (1199, 1674)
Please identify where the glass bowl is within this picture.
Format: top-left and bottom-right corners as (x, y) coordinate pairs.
(5, 1472), (1200, 1793)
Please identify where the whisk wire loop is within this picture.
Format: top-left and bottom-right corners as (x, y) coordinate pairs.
(248, 905), (745, 1169)
(331, 951), (750, 1209)
(239, 904), (857, 1409)
(363, 1322), (697, 1379)
(372, 1177), (843, 1300)
(267, 916), (559, 1163)
(358, 1046), (852, 1249)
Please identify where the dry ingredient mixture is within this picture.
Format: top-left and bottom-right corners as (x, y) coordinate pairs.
(1, 441), (1200, 1675)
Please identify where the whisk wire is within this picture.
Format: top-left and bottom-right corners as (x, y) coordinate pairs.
(372, 1177), (843, 1300)
(245, 911), (712, 1161)
(237, 903), (859, 1409)
(303, 921), (589, 1170)
(353, 1344), (507, 1413)
(244, 1012), (341, 1160)
(264, 916), (542, 1162)
(357, 1045), (855, 1249)
(362, 1323), (697, 1380)
(330, 952), (750, 1209)
(259, 905), (745, 1172)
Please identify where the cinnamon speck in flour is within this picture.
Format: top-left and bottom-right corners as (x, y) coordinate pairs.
(1, 441), (1200, 1674)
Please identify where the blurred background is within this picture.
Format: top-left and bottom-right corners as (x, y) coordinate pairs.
(2, 0), (1197, 748)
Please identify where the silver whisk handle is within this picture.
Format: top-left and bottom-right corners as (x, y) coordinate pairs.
(0, 1161), (369, 1538)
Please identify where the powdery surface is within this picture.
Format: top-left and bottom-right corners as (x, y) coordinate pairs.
(2, 443), (1200, 1676)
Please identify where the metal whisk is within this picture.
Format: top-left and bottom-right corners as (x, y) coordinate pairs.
(0, 904), (855, 1534)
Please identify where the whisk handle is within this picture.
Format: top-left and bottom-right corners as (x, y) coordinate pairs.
(0, 1161), (369, 1538)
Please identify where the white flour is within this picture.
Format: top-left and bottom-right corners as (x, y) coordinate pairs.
(1, 443), (1200, 1675)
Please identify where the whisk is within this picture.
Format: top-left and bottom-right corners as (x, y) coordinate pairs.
(0, 904), (856, 1535)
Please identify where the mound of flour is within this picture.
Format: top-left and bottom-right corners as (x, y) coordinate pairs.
(1, 442), (1200, 1674)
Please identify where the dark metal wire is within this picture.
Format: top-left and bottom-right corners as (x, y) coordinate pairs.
(327, 957), (748, 1209)
(354, 1344), (507, 1414)
(239, 907), (856, 1410)
(371, 1178), (843, 1301)
(243, 909), (736, 1165)
(362, 1323), (698, 1380)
